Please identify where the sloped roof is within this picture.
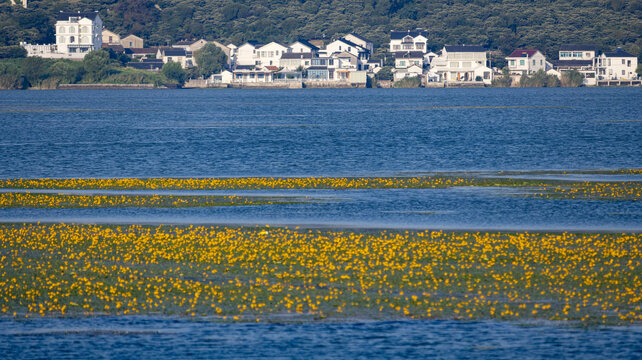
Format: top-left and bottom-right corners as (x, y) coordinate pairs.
(603, 48), (636, 58)
(162, 48), (187, 56)
(125, 47), (157, 54)
(307, 66), (328, 70)
(559, 44), (598, 52)
(56, 11), (100, 21)
(507, 49), (540, 58)
(291, 39), (319, 51)
(390, 29), (428, 40)
(281, 52), (314, 59)
(394, 51), (425, 59)
(346, 33), (371, 43)
(264, 66), (280, 71)
(445, 45), (487, 52)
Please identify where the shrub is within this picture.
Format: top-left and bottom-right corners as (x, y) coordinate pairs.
(491, 68), (512, 87)
(161, 61), (186, 85)
(393, 76), (421, 88)
(0, 46), (27, 59)
(561, 70), (584, 87)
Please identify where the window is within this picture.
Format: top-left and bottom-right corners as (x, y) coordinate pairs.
(70, 36), (75, 43)
(627, 60), (631, 67)
(415, 43), (424, 50)
(403, 44), (413, 50)
(510, 60), (515, 66)
(519, 60), (525, 66)
(484, 72), (490, 79)
(69, 27), (75, 33)
(109, 36), (112, 43)
(622, 70), (625, 75)
(393, 45), (401, 50)
(130, 42), (133, 47)
(540, 60), (543, 65)
(532, 60), (536, 65)
(586, 52), (590, 58)
(399, 60), (406, 66)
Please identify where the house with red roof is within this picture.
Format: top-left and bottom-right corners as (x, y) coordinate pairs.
(506, 49), (548, 75)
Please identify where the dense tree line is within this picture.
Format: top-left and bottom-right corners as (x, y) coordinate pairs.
(0, 0), (640, 60)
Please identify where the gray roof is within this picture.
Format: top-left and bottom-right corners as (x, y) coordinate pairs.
(125, 47), (157, 54)
(56, 11), (100, 21)
(551, 60), (593, 67)
(390, 29), (428, 40)
(559, 44), (598, 52)
(603, 48), (636, 58)
(307, 66), (328, 70)
(394, 51), (425, 59)
(444, 45), (487, 52)
(281, 52), (314, 59)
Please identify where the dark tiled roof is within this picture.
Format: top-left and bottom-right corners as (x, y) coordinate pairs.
(507, 49), (540, 58)
(390, 29), (428, 40)
(243, 40), (262, 47)
(125, 47), (157, 54)
(445, 45), (487, 52)
(336, 38), (361, 49)
(281, 52), (314, 59)
(56, 11), (100, 21)
(264, 66), (280, 71)
(141, 59), (163, 63)
(603, 48), (636, 58)
(307, 66), (328, 70)
(292, 40), (319, 51)
(235, 65), (255, 70)
(394, 51), (424, 59)
(127, 62), (162, 70)
(551, 60), (593, 67)
(162, 48), (186, 56)
(559, 44), (598, 52)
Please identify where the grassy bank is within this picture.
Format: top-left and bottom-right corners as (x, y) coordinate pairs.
(1, 224), (640, 325)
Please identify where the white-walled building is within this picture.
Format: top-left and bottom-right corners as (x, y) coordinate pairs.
(235, 41), (262, 66)
(428, 45), (493, 84)
(23, 11), (102, 59)
(344, 33), (374, 53)
(389, 29), (428, 53)
(506, 49), (548, 75)
(255, 42), (289, 67)
(394, 51), (424, 69)
(157, 47), (193, 68)
(102, 29), (120, 45)
(325, 38), (370, 62)
(289, 40), (319, 54)
(279, 52), (314, 70)
(595, 48), (638, 80)
(558, 44), (598, 61)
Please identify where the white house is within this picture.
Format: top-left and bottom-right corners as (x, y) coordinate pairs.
(344, 33), (374, 53)
(389, 29), (428, 53)
(325, 38), (370, 63)
(394, 64), (423, 81)
(279, 52), (314, 70)
(506, 49), (548, 75)
(428, 45), (493, 84)
(558, 44), (598, 61)
(394, 51), (424, 69)
(157, 47), (193, 68)
(255, 42), (289, 67)
(289, 40), (319, 54)
(595, 48), (638, 80)
(235, 41), (262, 67)
(23, 11), (102, 59)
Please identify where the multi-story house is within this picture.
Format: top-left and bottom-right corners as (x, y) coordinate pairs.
(23, 11), (103, 59)
(427, 45), (493, 84)
(389, 28), (428, 53)
(343, 33), (374, 53)
(551, 44), (599, 85)
(324, 38), (370, 64)
(594, 48), (639, 80)
(279, 52), (314, 70)
(157, 47), (193, 68)
(255, 42), (289, 67)
(236, 41), (262, 67)
(506, 49), (548, 75)
(289, 40), (319, 54)
(394, 51), (424, 69)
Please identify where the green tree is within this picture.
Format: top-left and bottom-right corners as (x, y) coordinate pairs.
(491, 67), (512, 87)
(375, 66), (393, 81)
(162, 61), (186, 85)
(560, 70), (584, 87)
(48, 60), (83, 84)
(193, 43), (227, 77)
(0, 46), (27, 59)
(21, 56), (50, 86)
(82, 50), (113, 82)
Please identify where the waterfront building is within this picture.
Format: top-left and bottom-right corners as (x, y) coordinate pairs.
(288, 40), (320, 54)
(22, 11), (102, 60)
(157, 47), (193, 68)
(255, 42), (289, 67)
(506, 49), (549, 75)
(594, 48), (639, 80)
(389, 28), (429, 53)
(235, 41), (262, 66)
(343, 33), (374, 53)
(428, 45), (493, 84)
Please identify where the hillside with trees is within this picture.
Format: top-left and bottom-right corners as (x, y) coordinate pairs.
(1, 0), (641, 60)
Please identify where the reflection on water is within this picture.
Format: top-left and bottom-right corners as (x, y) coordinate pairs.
(1, 317), (641, 359)
(1, 187), (639, 231)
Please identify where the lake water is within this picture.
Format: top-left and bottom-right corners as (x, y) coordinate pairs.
(1, 88), (641, 358)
